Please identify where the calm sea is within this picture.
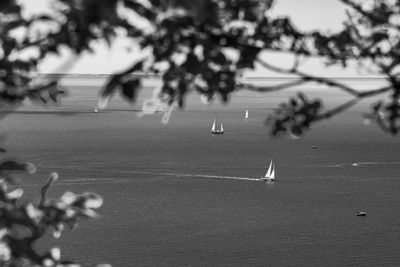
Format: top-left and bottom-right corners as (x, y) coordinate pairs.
(2, 76), (400, 266)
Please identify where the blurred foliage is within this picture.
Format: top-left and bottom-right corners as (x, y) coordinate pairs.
(0, 151), (108, 266)
(266, 93), (322, 138)
(1, 0), (400, 136)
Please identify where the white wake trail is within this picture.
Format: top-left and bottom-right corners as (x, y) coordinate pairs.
(352, 161), (400, 167)
(141, 171), (260, 181)
(190, 174), (259, 181)
(47, 167), (261, 185)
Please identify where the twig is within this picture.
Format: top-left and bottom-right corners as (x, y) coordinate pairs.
(358, 85), (392, 97)
(317, 97), (360, 120)
(341, 0), (400, 31)
(237, 78), (306, 93)
(341, 0), (382, 25)
(255, 57), (361, 96)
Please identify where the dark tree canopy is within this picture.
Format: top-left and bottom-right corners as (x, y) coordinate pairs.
(1, 0), (399, 137)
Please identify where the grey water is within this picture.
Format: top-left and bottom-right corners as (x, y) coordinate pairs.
(2, 76), (400, 266)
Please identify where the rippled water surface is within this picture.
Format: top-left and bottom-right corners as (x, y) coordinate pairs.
(2, 78), (400, 266)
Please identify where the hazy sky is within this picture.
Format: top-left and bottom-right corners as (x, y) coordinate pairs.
(34, 0), (370, 77)
(272, 0), (347, 31)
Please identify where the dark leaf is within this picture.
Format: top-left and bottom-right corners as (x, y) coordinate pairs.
(100, 61), (143, 99)
(237, 46), (261, 69)
(0, 160), (32, 173)
(0, 0), (20, 14)
(123, 0), (155, 20)
(120, 78), (140, 102)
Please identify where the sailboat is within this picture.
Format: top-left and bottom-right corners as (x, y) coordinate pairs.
(245, 109), (249, 120)
(211, 118), (224, 134)
(261, 160), (275, 182)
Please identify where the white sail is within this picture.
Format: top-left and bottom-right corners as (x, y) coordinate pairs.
(211, 119), (216, 132)
(220, 123), (224, 132)
(264, 161), (272, 177)
(264, 160), (275, 180)
(269, 164), (275, 180)
(245, 110), (249, 119)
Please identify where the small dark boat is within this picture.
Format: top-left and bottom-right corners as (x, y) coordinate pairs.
(357, 211), (367, 216)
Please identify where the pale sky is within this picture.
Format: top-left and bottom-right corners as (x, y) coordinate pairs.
(31, 0), (372, 77)
(271, 0), (347, 31)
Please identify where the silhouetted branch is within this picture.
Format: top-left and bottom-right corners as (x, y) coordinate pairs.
(255, 57), (361, 96)
(255, 56), (395, 98)
(317, 98), (360, 120)
(358, 85), (392, 97)
(238, 79), (306, 92)
(341, 0), (379, 23)
(341, 0), (397, 29)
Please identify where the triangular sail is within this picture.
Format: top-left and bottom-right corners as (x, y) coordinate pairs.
(220, 123), (224, 132)
(211, 119), (216, 132)
(245, 110), (249, 119)
(269, 163), (275, 180)
(265, 160), (273, 178)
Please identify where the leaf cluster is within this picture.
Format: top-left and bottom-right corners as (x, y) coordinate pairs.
(100, 0), (305, 108)
(0, 149), (107, 267)
(3, 0), (400, 135)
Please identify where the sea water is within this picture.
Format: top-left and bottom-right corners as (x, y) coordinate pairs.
(2, 76), (400, 266)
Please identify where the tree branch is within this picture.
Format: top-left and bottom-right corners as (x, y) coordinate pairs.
(317, 97), (360, 120)
(341, 0), (384, 24)
(255, 56), (394, 99)
(358, 85), (392, 97)
(255, 56), (361, 96)
(237, 78), (306, 93)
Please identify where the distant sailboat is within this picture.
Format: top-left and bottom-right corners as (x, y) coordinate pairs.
(357, 211), (367, 217)
(211, 118), (224, 134)
(261, 160), (275, 182)
(245, 109), (249, 120)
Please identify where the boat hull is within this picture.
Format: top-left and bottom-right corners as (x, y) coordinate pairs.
(261, 177), (274, 182)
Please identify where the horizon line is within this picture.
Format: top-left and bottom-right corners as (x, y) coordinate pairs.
(35, 73), (386, 80)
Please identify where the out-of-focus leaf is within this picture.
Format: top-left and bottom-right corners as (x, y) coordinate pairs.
(60, 192), (77, 206)
(25, 203), (43, 224)
(370, 31), (389, 43)
(267, 93), (322, 137)
(50, 247), (61, 261)
(99, 61), (143, 107)
(120, 78), (140, 102)
(0, 0), (20, 14)
(237, 46), (261, 69)
(40, 172), (58, 205)
(182, 53), (203, 74)
(81, 192), (103, 209)
(123, 0), (155, 20)
(6, 188), (23, 200)
(101, 75), (123, 98)
(0, 160), (35, 173)
(53, 223), (64, 239)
